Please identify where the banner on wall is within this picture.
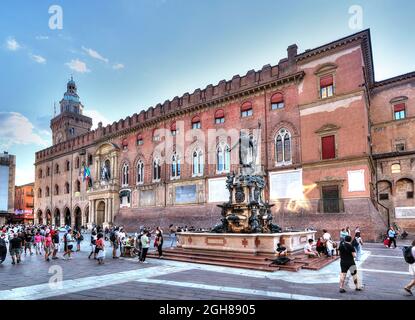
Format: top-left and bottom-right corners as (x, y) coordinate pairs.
(347, 169), (365, 192)
(269, 169), (303, 200)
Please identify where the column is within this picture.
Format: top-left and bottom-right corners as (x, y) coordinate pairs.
(109, 197), (113, 224)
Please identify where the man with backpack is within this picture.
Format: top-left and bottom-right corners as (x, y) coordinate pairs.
(0, 233), (7, 264)
(403, 239), (415, 295)
(110, 227), (119, 259)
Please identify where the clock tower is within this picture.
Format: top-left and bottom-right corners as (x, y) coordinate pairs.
(50, 77), (93, 145)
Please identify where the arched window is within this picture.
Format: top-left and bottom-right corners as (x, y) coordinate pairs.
(122, 163), (129, 186)
(54, 184), (59, 195)
(38, 169), (43, 179)
(46, 186), (50, 197)
(216, 143), (230, 173)
(38, 188), (42, 198)
(55, 164), (60, 174)
(66, 160), (70, 171)
(171, 153), (181, 178)
(192, 149), (204, 176)
(64, 182), (70, 194)
(75, 157), (80, 169)
(241, 101), (253, 117)
(271, 93), (284, 110)
(46, 166), (50, 177)
(136, 160), (144, 184)
(75, 180), (81, 192)
(214, 109), (225, 124)
(391, 164), (401, 174)
(136, 134), (143, 146)
(191, 115), (201, 129)
(275, 128), (292, 165)
(88, 154), (93, 166)
(122, 139), (128, 150)
(153, 158), (161, 181)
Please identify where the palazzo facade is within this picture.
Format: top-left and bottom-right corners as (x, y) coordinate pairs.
(34, 30), (415, 240)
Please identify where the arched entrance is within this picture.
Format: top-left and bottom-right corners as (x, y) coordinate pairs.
(96, 201), (105, 227)
(37, 210), (43, 225)
(64, 207), (71, 227)
(54, 209), (61, 226)
(74, 207), (82, 231)
(46, 209), (52, 225)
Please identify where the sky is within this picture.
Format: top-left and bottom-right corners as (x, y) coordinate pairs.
(0, 0), (414, 185)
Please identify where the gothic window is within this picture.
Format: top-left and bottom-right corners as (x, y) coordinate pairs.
(136, 160), (144, 184)
(75, 157), (80, 169)
(66, 160), (70, 172)
(88, 154), (93, 166)
(153, 158), (161, 181)
(136, 134), (143, 146)
(55, 164), (60, 174)
(46, 166), (50, 177)
(64, 182), (70, 194)
(38, 188), (42, 198)
(75, 180), (81, 193)
(275, 128), (292, 165)
(121, 163), (129, 186)
(171, 153), (181, 178)
(38, 169), (43, 179)
(216, 143), (230, 173)
(192, 149), (204, 176)
(46, 187), (50, 197)
(54, 184), (59, 195)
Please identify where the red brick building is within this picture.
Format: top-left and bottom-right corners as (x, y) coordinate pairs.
(13, 183), (34, 224)
(34, 29), (415, 240)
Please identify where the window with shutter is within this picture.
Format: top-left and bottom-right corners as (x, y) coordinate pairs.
(321, 135), (336, 160)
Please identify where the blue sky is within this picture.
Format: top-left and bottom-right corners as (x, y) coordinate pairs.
(0, 0), (414, 185)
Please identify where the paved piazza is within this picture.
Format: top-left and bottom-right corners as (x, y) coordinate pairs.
(0, 235), (414, 300)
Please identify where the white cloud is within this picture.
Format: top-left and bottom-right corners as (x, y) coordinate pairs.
(82, 46), (109, 63)
(65, 59), (91, 73)
(5, 37), (22, 51)
(15, 167), (35, 186)
(84, 109), (111, 129)
(112, 63), (125, 70)
(35, 35), (49, 40)
(0, 112), (49, 149)
(30, 54), (46, 64)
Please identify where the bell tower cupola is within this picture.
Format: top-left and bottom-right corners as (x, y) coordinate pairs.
(50, 77), (93, 145)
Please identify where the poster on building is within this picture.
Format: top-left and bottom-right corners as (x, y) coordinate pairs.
(175, 185), (197, 204)
(269, 169), (303, 200)
(208, 177), (230, 203)
(395, 207), (415, 219)
(347, 169), (365, 192)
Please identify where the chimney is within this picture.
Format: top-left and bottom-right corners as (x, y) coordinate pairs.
(287, 44), (298, 62)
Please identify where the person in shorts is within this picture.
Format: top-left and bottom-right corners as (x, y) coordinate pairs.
(51, 229), (60, 260)
(339, 235), (362, 293)
(404, 240), (415, 296)
(9, 233), (23, 265)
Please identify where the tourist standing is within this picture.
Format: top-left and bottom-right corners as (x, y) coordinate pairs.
(403, 240), (415, 295)
(352, 232), (364, 261)
(0, 233), (7, 264)
(339, 228), (348, 242)
(345, 226), (351, 236)
(95, 233), (105, 265)
(9, 233), (22, 265)
(169, 224), (177, 247)
(110, 227), (120, 259)
(51, 229), (60, 260)
(155, 227), (164, 258)
(63, 230), (75, 260)
(24, 230), (34, 256)
(323, 229), (334, 257)
(88, 230), (97, 259)
(34, 232), (43, 255)
(339, 235), (362, 293)
(44, 232), (53, 262)
(75, 230), (83, 252)
(388, 226), (397, 249)
(139, 231), (150, 263)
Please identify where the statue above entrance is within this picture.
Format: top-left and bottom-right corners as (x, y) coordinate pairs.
(101, 160), (111, 181)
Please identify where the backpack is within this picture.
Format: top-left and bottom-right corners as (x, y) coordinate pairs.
(402, 246), (415, 264)
(110, 231), (116, 242)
